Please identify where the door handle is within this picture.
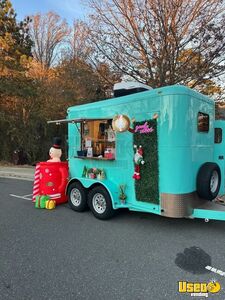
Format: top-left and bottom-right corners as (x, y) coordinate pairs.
(219, 156), (224, 160)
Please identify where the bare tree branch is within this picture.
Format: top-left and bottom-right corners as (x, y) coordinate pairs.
(86, 0), (225, 94)
(29, 12), (70, 68)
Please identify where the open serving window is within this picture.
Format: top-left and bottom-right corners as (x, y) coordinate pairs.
(48, 118), (116, 160)
(79, 119), (115, 160)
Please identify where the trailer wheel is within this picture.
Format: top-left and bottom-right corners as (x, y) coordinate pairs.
(68, 182), (87, 212)
(88, 186), (115, 220)
(197, 162), (221, 200)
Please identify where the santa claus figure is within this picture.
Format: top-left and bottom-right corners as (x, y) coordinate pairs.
(133, 145), (145, 180)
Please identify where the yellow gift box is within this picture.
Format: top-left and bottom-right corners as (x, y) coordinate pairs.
(45, 199), (56, 210)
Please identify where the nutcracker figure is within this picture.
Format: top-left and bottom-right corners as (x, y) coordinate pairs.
(133, 145), (145, 180)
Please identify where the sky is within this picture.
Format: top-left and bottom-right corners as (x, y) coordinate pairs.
(11, 0), (88, 24)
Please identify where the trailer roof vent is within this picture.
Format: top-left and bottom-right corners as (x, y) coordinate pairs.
(113, 81), (152, 97)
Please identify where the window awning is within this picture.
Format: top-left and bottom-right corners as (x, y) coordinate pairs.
(47, 118), (82, 124)
(47, 118), (112, 124)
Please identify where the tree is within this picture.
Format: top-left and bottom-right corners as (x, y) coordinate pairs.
(65, 20), (121, 96)
(29, 12), (70, 68)
(54, 58), (108, 107)
(0, 0), (32, 74)
(0, 0), (38, 162)
(67, 20), (92, 61)
(0, 3), (117, 164)
(178, 49), (224, 98)
(87, 0), (225, 92)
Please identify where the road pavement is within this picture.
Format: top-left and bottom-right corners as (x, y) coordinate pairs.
(1, 178), (225, 299)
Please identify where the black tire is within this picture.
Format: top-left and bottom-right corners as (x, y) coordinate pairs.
(88, 186), (115, 220)
(197, 162), (221, 200)
(68, 182), (87, 212)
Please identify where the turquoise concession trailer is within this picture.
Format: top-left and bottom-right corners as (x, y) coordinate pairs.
(52, 85), (225, 221)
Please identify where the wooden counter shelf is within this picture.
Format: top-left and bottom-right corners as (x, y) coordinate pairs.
(74, 156), (115, 161)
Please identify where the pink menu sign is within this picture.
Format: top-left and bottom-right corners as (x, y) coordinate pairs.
(135, 122), (154, 134)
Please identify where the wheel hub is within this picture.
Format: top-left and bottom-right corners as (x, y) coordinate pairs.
(71, 188), (82, 206)
(92, 193), (106, 214)
(210, 171), (219, 194)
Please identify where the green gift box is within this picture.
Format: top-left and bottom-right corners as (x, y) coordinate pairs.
(35, 195), (50, 209)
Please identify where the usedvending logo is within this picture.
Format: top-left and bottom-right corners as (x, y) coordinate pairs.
(178, 280), (221, 297)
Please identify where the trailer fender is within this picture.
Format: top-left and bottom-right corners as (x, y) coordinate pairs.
(66, 178), (119, 209)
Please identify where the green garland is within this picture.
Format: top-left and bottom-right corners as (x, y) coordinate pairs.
(133, 119), (159, 204)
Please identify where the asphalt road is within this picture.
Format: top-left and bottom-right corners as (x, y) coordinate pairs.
(1, 178), (225, 300)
